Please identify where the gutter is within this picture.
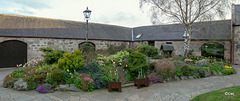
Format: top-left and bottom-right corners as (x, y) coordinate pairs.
(132, 28), (134, 41)
(129, 28), (134, 48)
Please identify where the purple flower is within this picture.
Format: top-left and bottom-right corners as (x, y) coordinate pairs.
(36, 83), (53, 93)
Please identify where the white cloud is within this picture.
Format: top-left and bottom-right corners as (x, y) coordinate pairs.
(1, 0), (238, 27)
(0, 0), (152, 27)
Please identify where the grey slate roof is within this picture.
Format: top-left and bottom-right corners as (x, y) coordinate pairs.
(0, 14), (132, 41)
(233, 5), (240, 25)
(0, 14), (232, 41)
(133, 20), (231, 41)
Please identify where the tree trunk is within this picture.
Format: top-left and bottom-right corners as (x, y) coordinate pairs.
(183, 37), (188, 58)
(183, 26), (192, 59)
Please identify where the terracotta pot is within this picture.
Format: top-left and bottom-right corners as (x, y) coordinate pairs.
(108, 81), (121, 92)
(134, 77), (149, 89)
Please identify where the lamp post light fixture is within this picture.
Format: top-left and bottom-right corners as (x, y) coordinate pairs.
(83, 7), (92, 42)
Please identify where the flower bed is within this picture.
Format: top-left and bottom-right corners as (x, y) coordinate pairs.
(2, 46), (237, 93)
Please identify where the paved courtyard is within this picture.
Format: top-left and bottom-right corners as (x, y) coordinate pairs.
(0, 66), (240, 101)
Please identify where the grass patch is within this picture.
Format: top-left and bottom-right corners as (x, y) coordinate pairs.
(191, 85), (240, 101)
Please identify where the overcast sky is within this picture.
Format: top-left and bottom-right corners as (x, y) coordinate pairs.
(0, 0), (239, 27)
(0, 0), (153, 27)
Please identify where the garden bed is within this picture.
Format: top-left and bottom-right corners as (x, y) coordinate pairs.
(2, 46), (237, 93)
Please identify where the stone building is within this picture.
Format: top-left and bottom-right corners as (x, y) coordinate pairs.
(232, 4), (240, 64)
(0, 5), (240, 67)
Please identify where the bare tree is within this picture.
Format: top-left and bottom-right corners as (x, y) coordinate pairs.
(139, 0), (236, 58)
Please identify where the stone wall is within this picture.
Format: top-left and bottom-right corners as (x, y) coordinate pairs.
(233, 5), (240, 64)
(134, 40), (231, 59)
(0, 36), (232, 63)
(0, 37), (129, 62)
(233, 26), (240, 64)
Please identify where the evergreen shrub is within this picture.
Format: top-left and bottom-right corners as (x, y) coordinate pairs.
(57, 49), (85, 72)
(39, 47), (66, 64)
(137, 45), (158, 57)
(127, 51), (148, 78)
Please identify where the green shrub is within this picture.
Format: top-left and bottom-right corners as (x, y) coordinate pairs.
(181, 65), (198, 76)
(10, 69), (24, 78)
(77, 62), (107, 89)
(96, 50), (129, 66)
(57, 49), (85, 72)
(174, 66), (183, 77)
(108, 50), (129, 66)
(91, 73), (108, 89)
(3, 74), (18, 88)
(96, 54), (109, 64)
(34, 64), (57, 84)
(127, 51), (148, 77)
(125, 71), (134, 82)
(61, 70), (80, 84)
(45, 74), (57, 87)
(79, 42), (96, 64)
(123, 48), (134, 54)
(74, 74), (94, 92)
(196, 67), (210, 78)
(74, 77), (82, 89)
(22, 67), (39, 90)
(40, 47), (66, 64)
(35, 63), (57, 74)
(79, 42), (95, 52)
(223, 66), (236, 75)
(51, 69), (63, 83)
(107, 45), (126, 55)
(137, 45), (158, 57)
(77, 62), (103, 74)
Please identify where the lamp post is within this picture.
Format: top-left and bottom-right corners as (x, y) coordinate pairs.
(83, 7), (92, 42)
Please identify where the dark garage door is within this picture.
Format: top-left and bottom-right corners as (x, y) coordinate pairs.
(0, 40), (27, 68)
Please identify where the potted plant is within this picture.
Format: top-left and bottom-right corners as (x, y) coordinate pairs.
(134, 68), (149, 89)
(107, 69), (121, 92)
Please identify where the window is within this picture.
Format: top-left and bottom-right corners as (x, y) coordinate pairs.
(148, 41), (155, 46)
(136, 34), (142, 39)
(166, 42), (172, 44)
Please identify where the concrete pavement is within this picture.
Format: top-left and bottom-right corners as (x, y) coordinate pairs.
(0, 66), (240, 101)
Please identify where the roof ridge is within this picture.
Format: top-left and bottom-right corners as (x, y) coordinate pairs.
(0, 13), (131, 28)
(134, 19), (231, 28)
(0, 13), (86, 23)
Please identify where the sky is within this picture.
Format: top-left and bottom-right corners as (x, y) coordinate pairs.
(0, 0), (239, 27)
(0, 0), (152, 27)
